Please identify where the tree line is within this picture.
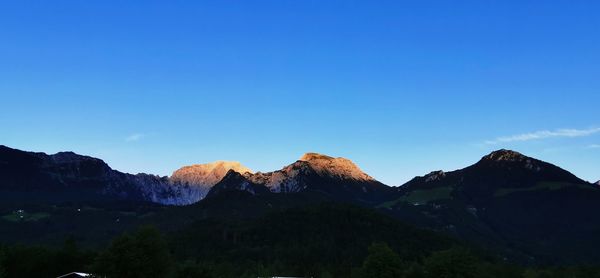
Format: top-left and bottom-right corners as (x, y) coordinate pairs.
(2, 204), (600, 277)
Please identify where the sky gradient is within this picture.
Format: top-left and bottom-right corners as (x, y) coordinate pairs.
(1, 1), (599, 185)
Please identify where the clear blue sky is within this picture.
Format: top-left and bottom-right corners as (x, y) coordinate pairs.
(1, 1), (599, 185)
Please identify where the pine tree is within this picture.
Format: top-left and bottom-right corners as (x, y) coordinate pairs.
(359, 242), (405, 278)
(93, 226), (173, 278)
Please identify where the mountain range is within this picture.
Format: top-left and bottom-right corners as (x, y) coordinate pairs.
(1, 145), (599, 264)
(0, 145), (391, 205)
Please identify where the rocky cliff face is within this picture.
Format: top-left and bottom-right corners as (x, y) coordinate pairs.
(297, 153), (374, 181)
(168, 161), (253, 202)
(207, 153), (392, 204)
(171, 161), (253, 185)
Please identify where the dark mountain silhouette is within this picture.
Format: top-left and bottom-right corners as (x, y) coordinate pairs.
(384, 149), (600, 264)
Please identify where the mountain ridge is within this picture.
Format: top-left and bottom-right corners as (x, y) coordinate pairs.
(0, 146), (395, 205)
(0, 145), (202, 205)
(205, 152), (392, 204)
(387, 149), (600, 264)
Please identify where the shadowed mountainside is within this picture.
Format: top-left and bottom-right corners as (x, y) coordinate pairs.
(0, 145), (199, 205)
(384, 149), (600, 264)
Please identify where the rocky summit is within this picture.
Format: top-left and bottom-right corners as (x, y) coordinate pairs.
(298, 153), (374, 181)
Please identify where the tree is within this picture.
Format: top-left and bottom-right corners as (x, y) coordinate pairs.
(93, 226), (173, 278)
(0, 247), (6, 278)
(405, 262), (425, 278)
(423, 247), (482, 278)
(359, 242), (405, 278)
(319, 271), (334, 278)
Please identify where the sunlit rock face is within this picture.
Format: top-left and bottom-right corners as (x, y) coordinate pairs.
(207, 153), (393, 204)
(298, 153), (375, 181)
(171, 161), (253, 186)
(244, 153), (376, 193)
(168, 161), (253, 202)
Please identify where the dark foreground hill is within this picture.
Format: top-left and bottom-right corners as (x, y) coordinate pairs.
(169, 201), (456, 277)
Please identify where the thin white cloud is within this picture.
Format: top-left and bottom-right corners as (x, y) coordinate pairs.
(587, 144), (600, 149)
(485, 127), (600, 145)
(125, 133), (145, 142)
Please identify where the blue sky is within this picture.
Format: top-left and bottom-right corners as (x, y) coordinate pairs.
(1, 1), (599, 185)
